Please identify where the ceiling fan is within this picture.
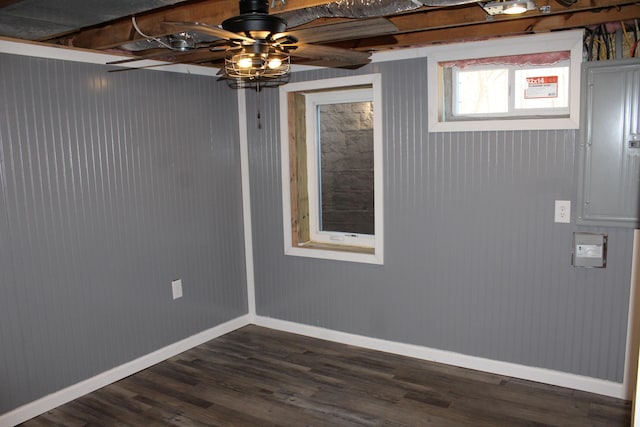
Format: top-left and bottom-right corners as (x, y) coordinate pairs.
(108, 0), (398, 87)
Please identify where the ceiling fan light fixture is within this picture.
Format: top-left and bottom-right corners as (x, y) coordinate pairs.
(225, 50), (290, 79)
(221, 0), (287, 38)
(219, 0), (292, 82)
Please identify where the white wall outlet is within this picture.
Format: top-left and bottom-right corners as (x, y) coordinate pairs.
(171, 279), (183, 300)
(554, 200), (571, 223)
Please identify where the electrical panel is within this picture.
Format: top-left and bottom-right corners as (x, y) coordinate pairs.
(572, 232), (607, 268)
(577, 59), (640, 227)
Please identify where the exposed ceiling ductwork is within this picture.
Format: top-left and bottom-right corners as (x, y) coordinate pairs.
(280, 0), (481, 28)
(118, 0), (482, 52)
(1, 0), (638, 68)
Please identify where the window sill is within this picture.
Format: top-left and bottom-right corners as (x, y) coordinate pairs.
(430, 116), (579, 132)
(298, 241), (375, 254)
(285, 243), (382, 265)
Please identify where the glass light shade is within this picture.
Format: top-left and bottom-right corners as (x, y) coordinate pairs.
(482, 0), (535, 15)
(503, 2), (527, 13)
(267, 57), (282, 69)
(237, 56), (253, 68)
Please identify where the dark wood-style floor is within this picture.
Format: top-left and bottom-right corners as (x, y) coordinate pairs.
(21, 325), (632, 426)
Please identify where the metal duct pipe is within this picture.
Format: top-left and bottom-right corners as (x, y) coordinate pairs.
(280, 0), (481, 28)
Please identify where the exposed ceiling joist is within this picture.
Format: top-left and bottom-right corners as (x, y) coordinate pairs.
(330, 2), (640, 50)
(56, 0), (640, 54)
(11, 0), (636, 72)
(64, 0), (238, 49)
(0, 0), (24, 7)
(53, 0), (341, 49)
(387, 0), (640, 33)
(0, 0), (22, 9)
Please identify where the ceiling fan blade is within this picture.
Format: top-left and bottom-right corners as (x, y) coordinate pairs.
(161, 21), (255, 44)
(108, 49), (229, 72)
(289, 43), (371, 68)
(108, 62), (182, 72)
(107, 45), (220, 65)
(282, 18), (398, 45)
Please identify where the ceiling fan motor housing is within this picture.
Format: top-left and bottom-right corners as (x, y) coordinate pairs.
(222, 0), (287, 37)
(239, 0), (269, 14)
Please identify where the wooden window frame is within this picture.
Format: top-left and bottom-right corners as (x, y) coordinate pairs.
(279, 74), (384, 265)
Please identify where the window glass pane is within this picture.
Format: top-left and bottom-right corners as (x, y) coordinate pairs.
(514, 65), (569, 110)
(454, 68), (508, 115)
(317, 101), (374, 235)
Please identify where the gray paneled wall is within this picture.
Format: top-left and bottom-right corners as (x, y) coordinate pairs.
(0, 53), (247, 413)
(247, 58), (634, 382)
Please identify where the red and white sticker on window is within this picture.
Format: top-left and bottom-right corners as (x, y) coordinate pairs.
(524, 76), (558, 99)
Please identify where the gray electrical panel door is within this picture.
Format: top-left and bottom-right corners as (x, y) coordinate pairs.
(577, 59), (640, 227)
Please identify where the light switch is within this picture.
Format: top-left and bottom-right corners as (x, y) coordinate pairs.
(172, 279), (183, 299)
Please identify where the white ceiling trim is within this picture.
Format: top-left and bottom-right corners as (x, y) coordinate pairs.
(0, 36), (221, 76)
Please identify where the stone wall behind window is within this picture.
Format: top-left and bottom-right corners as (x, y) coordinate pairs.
(319, 102), (374, 235)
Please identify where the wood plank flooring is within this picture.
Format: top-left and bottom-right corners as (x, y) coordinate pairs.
(20, 325), (632, 426)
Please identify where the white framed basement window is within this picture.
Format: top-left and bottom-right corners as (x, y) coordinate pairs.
(279, 74), (384, 264)
(427, 29), (583, 132)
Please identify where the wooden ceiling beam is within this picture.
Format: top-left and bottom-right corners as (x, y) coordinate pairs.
(330, 3), (640, 50)
(48, 0), (640, 54)
(67, 0), (238, 49)
(53, 0), (340, 50)
(0, 0), (24, 8)
(388, 0), (640, 32)
(530, 4), (640, 31)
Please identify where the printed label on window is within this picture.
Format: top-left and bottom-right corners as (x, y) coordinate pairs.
(524, 76), (558, 99)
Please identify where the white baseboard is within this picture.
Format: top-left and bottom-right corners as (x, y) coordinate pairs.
(0, 315), (251, 427)
(254, 315), (626, 400)
(2, 313), (628, 427)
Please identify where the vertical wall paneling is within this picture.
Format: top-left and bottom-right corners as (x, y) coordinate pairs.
(0, 53), (248, 414)
(248, 58), (634, 383)
(0, 64), (24, 411)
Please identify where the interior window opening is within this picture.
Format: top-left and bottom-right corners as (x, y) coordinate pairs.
(427, 30), (582, 131)
(279, 74), (384, 264)
(445, 55), (571, 121)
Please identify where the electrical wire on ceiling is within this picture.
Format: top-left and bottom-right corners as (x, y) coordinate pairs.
(583, 19), (640, 61)
(131, 16), (174, 50)
(128, 16), (199, 52)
